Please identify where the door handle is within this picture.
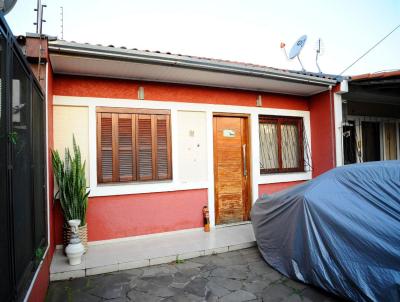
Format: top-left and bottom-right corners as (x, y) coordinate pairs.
(243, 144), (247, 176)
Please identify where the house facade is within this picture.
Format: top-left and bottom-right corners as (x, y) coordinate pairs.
(13, 35), (348, 301)
(48, 40), (340, 244)
(334, 71), (400, 165)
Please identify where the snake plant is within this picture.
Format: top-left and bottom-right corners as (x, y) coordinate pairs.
(52, 136), (89, 225)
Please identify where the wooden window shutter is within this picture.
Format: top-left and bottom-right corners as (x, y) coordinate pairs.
(155, 115), (172, 179)
(136, 114), (153, 180)
(97, 113), (113, 183)
(97, 108), (172, 183)
(117, 114), (136, 181)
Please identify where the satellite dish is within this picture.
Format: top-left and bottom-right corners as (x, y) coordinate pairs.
(289, 35), (307, 59)
(0, 0), (18, 15)
(280, 35), (307, 72)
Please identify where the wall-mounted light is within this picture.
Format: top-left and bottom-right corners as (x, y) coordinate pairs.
(256, 95), (262, 107)
(138, 86), (145, 100)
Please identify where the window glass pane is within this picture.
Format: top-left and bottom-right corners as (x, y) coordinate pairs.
(281, 124), (300, 169)
(384, 122), (397, 160)
(259, 123), (278, 170)
(32, 86), (46, 248)
(12, 53), (34, 285)
(0, 31), (13, 302)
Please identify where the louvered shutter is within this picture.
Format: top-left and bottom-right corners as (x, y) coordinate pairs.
(136, 114), (153, 180)
(118, 114), (136, 181)
(155, 115), (171, 179)
(97, 113), (113, 182)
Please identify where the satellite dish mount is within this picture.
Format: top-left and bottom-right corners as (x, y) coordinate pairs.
(281, 35), (308, 72)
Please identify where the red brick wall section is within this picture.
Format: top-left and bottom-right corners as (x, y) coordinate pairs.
(54, 189), (208, 244)
(309, 90), (336, 177)
(53, 75), (309, 111)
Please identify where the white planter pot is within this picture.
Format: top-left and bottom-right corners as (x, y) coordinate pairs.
(65, 219), (85, 266)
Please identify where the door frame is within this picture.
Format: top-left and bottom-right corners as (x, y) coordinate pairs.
(212, 112), (252, 225)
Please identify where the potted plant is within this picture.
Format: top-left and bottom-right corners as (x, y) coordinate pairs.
(52, 136), (89, 253)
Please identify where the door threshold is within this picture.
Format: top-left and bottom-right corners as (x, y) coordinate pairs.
(215, 221), (252, 229)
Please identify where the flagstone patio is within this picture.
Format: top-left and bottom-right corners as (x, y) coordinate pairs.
(47, 247), (342, 302)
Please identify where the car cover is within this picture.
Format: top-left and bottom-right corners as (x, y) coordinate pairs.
(251, 161), (400, 302)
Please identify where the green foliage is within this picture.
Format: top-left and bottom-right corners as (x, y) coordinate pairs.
(34, 246), (45, 268)
(175, 255), (185, 264)
(52, 136), (89, 225)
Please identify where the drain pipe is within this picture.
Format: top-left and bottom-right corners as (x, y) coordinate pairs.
(329, 85), (336, 168)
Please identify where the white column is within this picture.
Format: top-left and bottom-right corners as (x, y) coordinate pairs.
(206, 111), (216, 229)
(334, 93), (344, 166)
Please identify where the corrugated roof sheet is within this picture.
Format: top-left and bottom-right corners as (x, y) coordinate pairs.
(351, 70), (400, 81)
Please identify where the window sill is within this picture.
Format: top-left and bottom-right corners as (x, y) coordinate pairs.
(89, 180), (209, 197)
(258, 171), (312, 184)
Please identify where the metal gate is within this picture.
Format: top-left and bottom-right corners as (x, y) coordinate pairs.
(0, 15), (47, 302)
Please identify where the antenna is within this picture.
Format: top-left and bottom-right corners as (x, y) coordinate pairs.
(60, 6), (64, 39)
(314, 38), (324, 73)
(33, 0), (46, 85)
(34, 0), (46, 35)
(280, 35), (307, 72)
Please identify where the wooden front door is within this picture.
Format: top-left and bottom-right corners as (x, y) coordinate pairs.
(213, 115), (251, 225)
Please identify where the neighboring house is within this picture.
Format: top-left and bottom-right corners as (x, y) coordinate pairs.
(335, 71), (400, 165)
(10, 32), (348, 301)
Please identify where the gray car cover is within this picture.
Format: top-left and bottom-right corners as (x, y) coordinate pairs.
(251, 161), (400, 302)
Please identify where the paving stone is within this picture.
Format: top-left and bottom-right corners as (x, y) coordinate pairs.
(206, 279), (231, 297)
(121, 267), (143, 278)
(211, 254), (246, 266)
(88, 283), (126, 299)
(127, 289), (160, 302)
(142, 274), (174, 286)
(173, 270), (198, 283)
(301, 287), (341, 302)
(163, 292), (204, 302)
(184, 277), (208, 297)
(170, 281), (189, 289)
(45, 283), (73, 302)
(191, 255), (214, 265)
(71, 292), (101, 302)
(262, 269), (285, 283)
(219, 289), (257, 302)
(211, 267), (248, 280)
(261, 284), (295, 302)
(175, 261), (204, 270)
(284, 278), (308, 291)
(150, 285), (177, 298)
(243, 280), (269, 295)
(209, 276), (242, 291)
(142, 265), (177, 277)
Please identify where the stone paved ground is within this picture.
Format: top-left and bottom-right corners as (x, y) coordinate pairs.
(46, 247), (343, 302)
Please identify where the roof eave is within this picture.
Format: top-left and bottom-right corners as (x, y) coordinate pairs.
(48, 41), (337, 87)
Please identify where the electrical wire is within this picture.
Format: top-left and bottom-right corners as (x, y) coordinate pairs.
(340, 23), (400, 75)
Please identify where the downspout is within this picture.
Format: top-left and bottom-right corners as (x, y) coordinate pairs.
(329, 85), (336, 168)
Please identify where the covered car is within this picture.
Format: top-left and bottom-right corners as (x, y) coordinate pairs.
(251, 161), (400, 302)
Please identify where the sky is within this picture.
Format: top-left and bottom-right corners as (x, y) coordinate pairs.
(5, 0), (400, 76)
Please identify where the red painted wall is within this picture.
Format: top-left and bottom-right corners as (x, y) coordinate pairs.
(54, 189), (207, 244)
(309, 90), (336, 177)
(28, 62), (55, 301)
(258, 181), (305, 195)
(53, 75), (309, 111)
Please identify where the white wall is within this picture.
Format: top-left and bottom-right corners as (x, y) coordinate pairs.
(177, 111), (208, 182)
(53, 105), (90, 184)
